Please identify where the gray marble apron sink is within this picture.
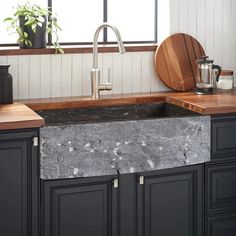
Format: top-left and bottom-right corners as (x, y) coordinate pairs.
(38, 103), (211, 179)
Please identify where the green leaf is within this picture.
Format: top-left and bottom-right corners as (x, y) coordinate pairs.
(3, 17), (14, 22)
(31, 24), (37, 33)
(24, 19), (34, 26)
(37, 22), (43, 28)
(23, 32), (28, 37)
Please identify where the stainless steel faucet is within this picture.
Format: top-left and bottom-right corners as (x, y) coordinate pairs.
(91, 23), (126, 99)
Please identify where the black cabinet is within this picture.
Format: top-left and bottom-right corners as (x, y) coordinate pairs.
(42, 175), (118, 236)
(211, 115), (236, 159)
(206, 212), (236, 236)
(137, 165), (203, 236)
(0, 129), (40, 236)
(205, 161), (236, 214)
(42, 165), (203, 236)
(205, 115), (236, 236)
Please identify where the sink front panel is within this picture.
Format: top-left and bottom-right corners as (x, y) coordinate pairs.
(40, 116), (210, 179)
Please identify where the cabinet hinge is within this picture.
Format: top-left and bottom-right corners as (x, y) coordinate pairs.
(113, 179), (119, 188)
(33, 137), (39, 147)
(139, 176), (144, 185)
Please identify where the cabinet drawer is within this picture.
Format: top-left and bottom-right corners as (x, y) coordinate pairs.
(206, 212), (236, 236)
(205, 162), (236, 214)
(212, 116), (236, 158)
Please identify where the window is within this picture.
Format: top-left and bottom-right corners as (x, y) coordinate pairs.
(0, 0), (157, 46)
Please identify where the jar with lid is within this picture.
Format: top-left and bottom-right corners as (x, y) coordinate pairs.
(216, 70), (234, 90)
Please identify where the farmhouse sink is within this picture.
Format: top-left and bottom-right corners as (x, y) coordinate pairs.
(38, 102), (210, 180)
(37, 103), (197, 125)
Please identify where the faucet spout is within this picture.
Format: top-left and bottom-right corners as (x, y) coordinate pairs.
(92, 23), (126, 69)
(91, 23), (126, 99)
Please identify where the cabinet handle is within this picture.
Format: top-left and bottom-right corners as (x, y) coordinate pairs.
(33, 137), (39, 147)
(113, 179), (119, 188)
(139, 176), (144, 185)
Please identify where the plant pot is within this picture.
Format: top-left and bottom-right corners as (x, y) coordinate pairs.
(19, 16), (47, 49)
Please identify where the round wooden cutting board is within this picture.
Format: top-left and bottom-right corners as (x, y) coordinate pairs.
(154, 33), (205, 91)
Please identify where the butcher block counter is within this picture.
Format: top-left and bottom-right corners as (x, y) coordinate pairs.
(0, 103), (44, 130)
(167, 90), (236, 115)
(18, 89), (236, 115)
(0, 90), (235, 130)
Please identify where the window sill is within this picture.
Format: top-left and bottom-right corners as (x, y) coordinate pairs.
(0, 44), (157, 56)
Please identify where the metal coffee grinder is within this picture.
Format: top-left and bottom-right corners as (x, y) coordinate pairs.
(195, 56), (221, 94)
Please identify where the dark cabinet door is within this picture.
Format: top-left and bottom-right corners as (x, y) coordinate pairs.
(211, 115), (236, 159)
(42, 175), (118, 236)
(137, 165), (203, 236)
(206, 212), (236, 236)
(0, 130), (39, 236)
(205, 161), (236, 214)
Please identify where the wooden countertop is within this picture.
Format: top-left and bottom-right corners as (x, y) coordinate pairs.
(0, 104), (44, 130)
(17, 89), (236, 115)
(1, 89), (234, 131)
(166, 90), (236, 115)
(18, 93), (168, 111)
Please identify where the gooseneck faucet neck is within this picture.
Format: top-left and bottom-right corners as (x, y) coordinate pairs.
(92, 23), (126, 69)
(91, 23), (126, 99)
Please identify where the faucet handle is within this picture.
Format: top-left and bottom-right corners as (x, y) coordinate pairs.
(106, 68), (112, 90)
(103, 68), (112, 90)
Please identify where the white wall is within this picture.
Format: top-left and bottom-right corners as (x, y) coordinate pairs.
(169, 0), (236, 71)
(0, 52), (165, 100)
(0, 0), (235, 100)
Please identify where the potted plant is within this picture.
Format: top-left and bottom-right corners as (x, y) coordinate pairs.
(4, 2), (63, 53)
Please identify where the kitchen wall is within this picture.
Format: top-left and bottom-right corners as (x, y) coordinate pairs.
(0, 0), (235, 100)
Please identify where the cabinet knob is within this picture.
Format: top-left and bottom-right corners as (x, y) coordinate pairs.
(113, 179), (119, 188)
(139, 176), (144, 185)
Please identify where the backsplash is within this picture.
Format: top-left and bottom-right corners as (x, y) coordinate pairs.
(0, 0), (235, 100)
(0, 52), (166, 100)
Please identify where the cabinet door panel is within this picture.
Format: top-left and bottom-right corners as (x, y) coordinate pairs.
(42, 176), (117, 236)
(206, 212), (236, 236)
(206, 162), (236, 214)
(212, 116), (236, 158)
(137, 166), (202, 236)
(0, 141), (28, 236)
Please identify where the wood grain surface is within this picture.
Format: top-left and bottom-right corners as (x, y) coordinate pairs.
(18, 89), (236, 115)
(0, 45), (157, 56)
(154, 33), (205, 91)
(18, 93), (168, 111)
(167, 90), (236, 115)
(0, 104), (44, 130)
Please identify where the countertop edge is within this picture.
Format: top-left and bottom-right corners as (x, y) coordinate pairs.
(18, 93), (168, 111)
(0, 103), (45, 131)
(3, 90), (236, 127)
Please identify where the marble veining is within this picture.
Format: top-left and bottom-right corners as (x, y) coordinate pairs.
(40, 116), (210, 179)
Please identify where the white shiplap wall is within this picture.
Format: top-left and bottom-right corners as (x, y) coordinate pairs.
(169, 0), (236, 73)
(0, 0), (235, 100)
(0, 52), (165, 100)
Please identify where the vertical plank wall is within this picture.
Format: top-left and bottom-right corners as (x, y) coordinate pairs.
(170, 0), (235, 73)
(0, 0), (235, 100)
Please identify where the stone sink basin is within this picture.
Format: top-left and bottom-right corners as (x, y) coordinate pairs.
(38, 103), (211, 180)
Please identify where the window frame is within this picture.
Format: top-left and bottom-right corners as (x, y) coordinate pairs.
(0, 0), (158, 47)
